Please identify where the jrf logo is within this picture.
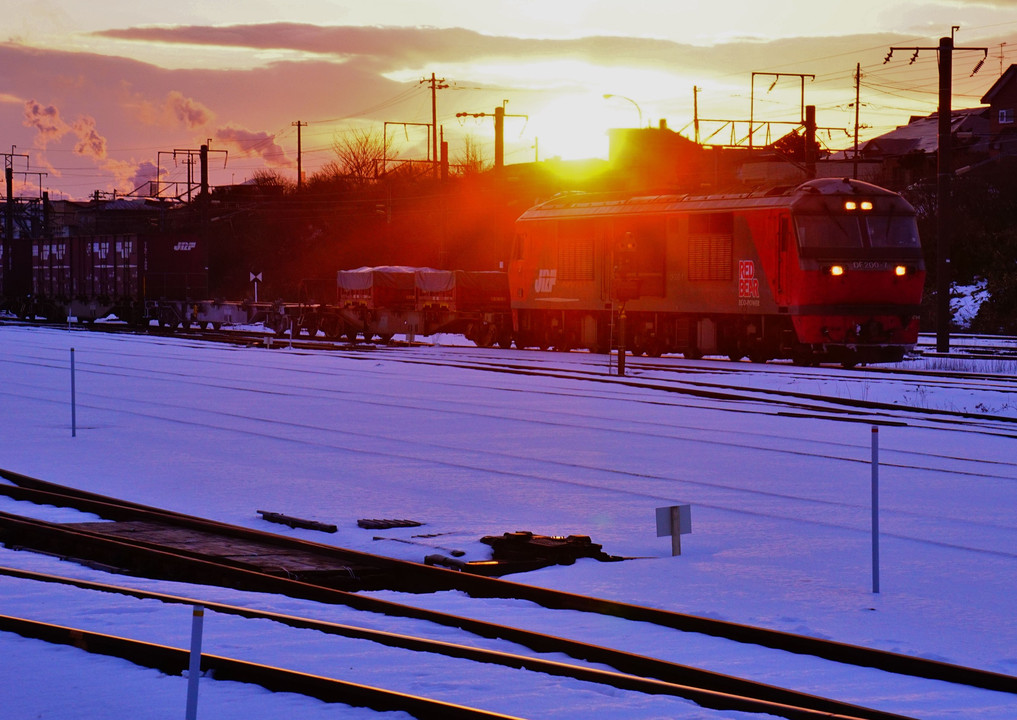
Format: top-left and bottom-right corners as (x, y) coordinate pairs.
(534, 268), (557, 293)
(174, 241), (197, 252)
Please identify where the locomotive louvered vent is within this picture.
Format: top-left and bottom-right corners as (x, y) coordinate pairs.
(689, 213), (733, 281)
(556, 220), (596, 281)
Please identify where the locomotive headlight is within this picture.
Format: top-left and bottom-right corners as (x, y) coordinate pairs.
(860, 201), (873, 211)
(844, 201), (857, 211)
(894, 265), (907, 276)
(828, 265), (845, 276)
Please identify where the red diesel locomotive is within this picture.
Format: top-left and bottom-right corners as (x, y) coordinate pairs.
(508, 177), (925, 366)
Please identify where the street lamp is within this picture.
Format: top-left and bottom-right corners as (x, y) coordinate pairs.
(603, 94), (644, 127)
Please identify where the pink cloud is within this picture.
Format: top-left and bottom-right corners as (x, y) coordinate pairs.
(72, 116), (107, 159)
(23, 100), (70, 146)
(166, 91), (212, 128)
(127, 160), (164, 195)
(23, 100), (110, 160)
(214, 125), (292, 168)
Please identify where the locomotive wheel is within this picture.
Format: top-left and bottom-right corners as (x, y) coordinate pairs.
(320, 317), (342, 340)
(683, 347), (703, 360)
(554, 330), (575, 352)
(792, 351), (817, 367)
(475, 324), (497, 348)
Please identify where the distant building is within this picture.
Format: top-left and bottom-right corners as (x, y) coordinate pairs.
(980, 64), (1017, 158)
(825, 108), (991, 189)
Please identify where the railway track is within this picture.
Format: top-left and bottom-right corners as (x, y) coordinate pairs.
(1, 469), (1013, 719)
(0, 568), (903, 720)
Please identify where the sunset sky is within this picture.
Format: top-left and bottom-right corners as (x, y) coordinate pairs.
(4, 0), (1016, 199)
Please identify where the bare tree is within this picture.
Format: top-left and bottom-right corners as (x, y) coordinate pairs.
(249, 168), (294, 191)
(453, 134), (489, 176)
(323, 126), (397, 185)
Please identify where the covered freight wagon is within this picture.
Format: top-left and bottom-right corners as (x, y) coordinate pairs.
(24, 232), (207, 323)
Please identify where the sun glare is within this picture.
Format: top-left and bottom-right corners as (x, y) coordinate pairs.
(529, 94), (620, 161)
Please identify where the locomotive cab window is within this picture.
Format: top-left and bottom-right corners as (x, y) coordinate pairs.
(794, 214), (863, 249)
(794, 202), (919, 253)
(866, 215), (920, 248)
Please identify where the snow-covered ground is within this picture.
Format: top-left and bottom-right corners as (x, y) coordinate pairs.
(1, 325), (1015, 719)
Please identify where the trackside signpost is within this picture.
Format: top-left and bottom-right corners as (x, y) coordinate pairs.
(250, 271), (262, 303)
(656, 504), (691, 556)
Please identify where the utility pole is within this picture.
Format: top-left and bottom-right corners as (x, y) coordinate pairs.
(805, 105), (817, 179)
(693, 86), (700, 144)
(853, 63), (861, 179)
(170, 145), (227, 201)
(455, 102), (527, 172)
(292, 121), (306, 189)
(2, 149), (31, 298)
(420, 73), (449, 179)
(885, 29), (987, 353)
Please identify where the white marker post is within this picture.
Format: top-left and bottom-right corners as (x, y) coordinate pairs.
(871, 426), (880, 594)
(656, 504), (692, 556)
(70, 348), (76, 438)
(185, 605), (204, 720)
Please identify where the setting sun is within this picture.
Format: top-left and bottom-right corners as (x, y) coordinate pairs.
(529, 94), (633, 161)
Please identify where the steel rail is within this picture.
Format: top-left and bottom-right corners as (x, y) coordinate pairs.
(0, 565), (912, 720)
(0, 614), (524, 720)
(0, 513), (912, 720)
(2, 468), (1015, 698)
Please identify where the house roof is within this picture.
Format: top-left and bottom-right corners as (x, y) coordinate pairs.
(856, 107), (989, 157)
(980, 64), (1017, 105)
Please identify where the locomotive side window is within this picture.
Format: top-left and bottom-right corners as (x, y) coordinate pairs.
(688, 213), (733, 281)
(609, 217), (666, 296)
(511, 232), (526, 261)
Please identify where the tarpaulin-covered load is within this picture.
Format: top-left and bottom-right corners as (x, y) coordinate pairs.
(453, 270), (510, 313)
(415, 269), (456, 309)
(337, 267), (509, 314)
(337, 266), (423, 310)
